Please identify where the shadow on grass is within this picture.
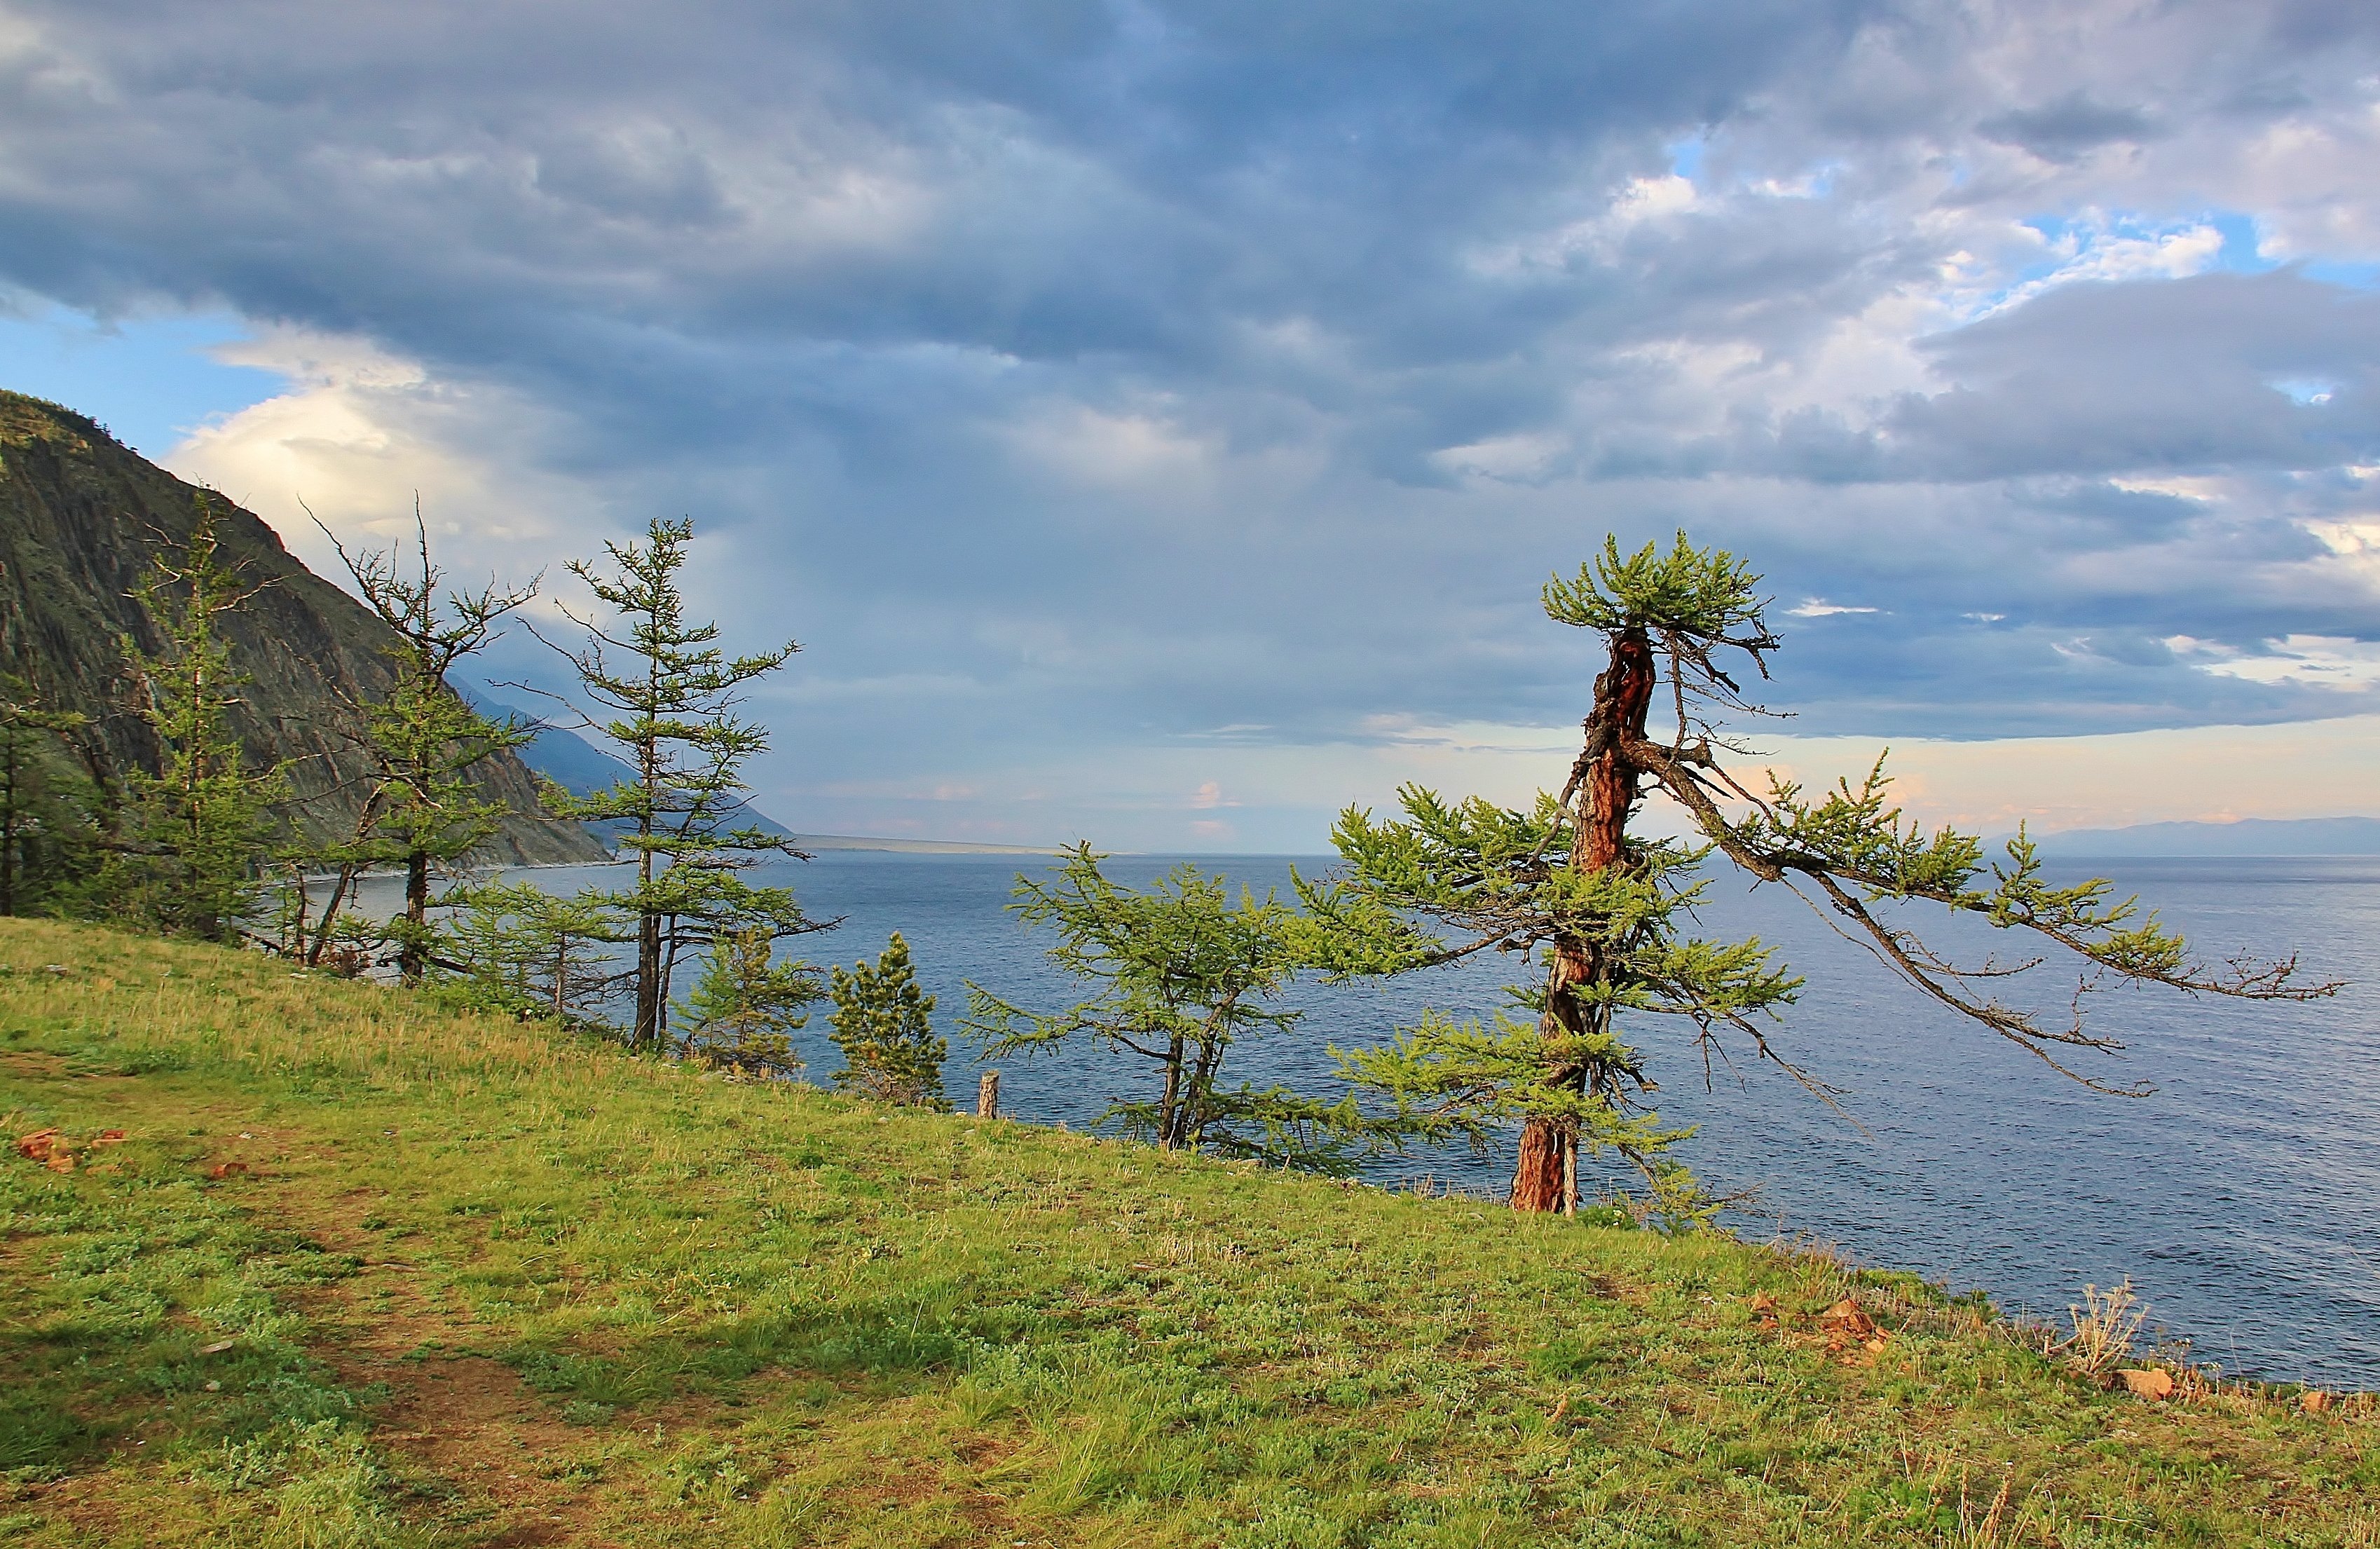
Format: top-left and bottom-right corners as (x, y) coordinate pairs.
(501, 1293), (988, 1410)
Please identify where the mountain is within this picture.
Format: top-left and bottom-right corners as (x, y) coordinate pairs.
(0, 390), (605, 865)
(455, 682), (638, 800)
(459, 681), (795, 847)
(2028, 816), (2380, 857)
(462, 683), (1052, 854)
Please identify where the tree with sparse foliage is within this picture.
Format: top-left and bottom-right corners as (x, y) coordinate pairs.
(679, 924), (821, 1076)
(1313, 533), (2338, 1216)
(829, 932), (945, 1107)
(286, 505), (541, 983)
(107, 500), (288, 943)
(968, 847), (1432, 1171)
(535, 517), (831, 1051)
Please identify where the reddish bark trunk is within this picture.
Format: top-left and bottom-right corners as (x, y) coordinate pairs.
(1510, 1121), (1568, 1212)
(1582, 630), (1655, 869)
(1512, 627), (1655, 1213)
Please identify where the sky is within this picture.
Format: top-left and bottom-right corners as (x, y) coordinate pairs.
(0, 0), (2375, 852)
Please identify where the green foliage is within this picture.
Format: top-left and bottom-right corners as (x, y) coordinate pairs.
(540, 516), (827, 1050)
(826, 932), (945, 1107)
(1321, 528), (2333, 1208)
(439, 879), (627, 1030)
(1705, 756), (2327, 1081)
(104, 500), (287, 943)
(0, 675), (100, 917)
(683, 924), (821, 1076)
(1725, 757), (1985, 896)
(1, 919), (2366, 1547)
(1320, 781), (1798, 1199)
(967, 845), (1425, 1171)
(1543, 531), (1769, 641)
(1334, 1009), (1691, 1154)
(282, 510), (540, 981)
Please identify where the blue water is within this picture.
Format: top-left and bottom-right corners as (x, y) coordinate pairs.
(469, 852), (2380, 1388)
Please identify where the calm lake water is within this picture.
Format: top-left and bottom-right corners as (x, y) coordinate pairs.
(422, 850), (2380, 1389)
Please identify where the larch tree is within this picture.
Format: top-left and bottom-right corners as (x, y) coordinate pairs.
(110, 500), (288, 943)
(0, 676), (95, 916)
(679, 924), (822, 1075)
(299, 505), (541, 982)
(1316, 534), (2337, 1216)
(967, 846), (1427, 1171)
(536, 516), (830, 1052)
(443, 878), (626, 1028)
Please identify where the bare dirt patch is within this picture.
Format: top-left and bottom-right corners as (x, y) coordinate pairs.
(242, 1164), (616, 1543)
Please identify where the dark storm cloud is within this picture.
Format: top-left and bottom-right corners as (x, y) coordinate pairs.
(0, 0), (2377, 842)
(1979, 93), (2161, 163)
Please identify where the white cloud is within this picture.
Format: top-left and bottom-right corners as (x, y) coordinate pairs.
(2170, 634), (2380, 692)
(8, 0), (2380, 851)
(164, 327), (615, 590)
(2307, 519), (2380, 586)
(1970, 216), (2225, 321)
(1432, 430), (1567, 482)
(1470, 172), (1702, 275)
(1004, 399), (1217, 496)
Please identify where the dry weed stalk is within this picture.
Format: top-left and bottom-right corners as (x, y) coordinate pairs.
(2060, 1278), (2147, 1378)
(1956, 1467), (2016, 1548)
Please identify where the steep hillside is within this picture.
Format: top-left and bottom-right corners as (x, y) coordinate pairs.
(0, 920), (2369, 1547)
(0, 390), (603, 865)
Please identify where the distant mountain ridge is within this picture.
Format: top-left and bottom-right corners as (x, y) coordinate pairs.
(2027, 816), (2380, 857)
(0, 390), (605, 865)
(463, 682), (1054, 855)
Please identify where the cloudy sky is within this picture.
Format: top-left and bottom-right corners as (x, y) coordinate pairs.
(1, 0), (2376, 850)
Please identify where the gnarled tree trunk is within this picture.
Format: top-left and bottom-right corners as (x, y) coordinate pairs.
(1512, 625), (1654, 1212)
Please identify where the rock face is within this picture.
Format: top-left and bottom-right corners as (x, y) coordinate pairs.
(0, 389), (606, 866)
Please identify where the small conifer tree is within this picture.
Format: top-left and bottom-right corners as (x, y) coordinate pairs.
(535, 517), (830, 1051)
(832, 933), (948, 1108)
(109, 500), (287, 943)
(678, 924), (820, 1074)
(966, 849), (1439, 1168)
(301, 505), (540, 983)
(443, 880), (627, 1027)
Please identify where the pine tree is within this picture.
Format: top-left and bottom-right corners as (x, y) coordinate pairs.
(681, 924), (820, 1076)
(1315, 533), (2337, 1215)
(109, 500), (287, 943)
(298, 505), (540, 982)
(536, 517), (830, 1051)
(830, 932), (945, 1107)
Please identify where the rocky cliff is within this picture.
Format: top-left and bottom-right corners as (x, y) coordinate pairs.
(0, 390), (606, 866)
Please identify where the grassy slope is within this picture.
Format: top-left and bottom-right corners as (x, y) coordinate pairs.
(0, 920), (2370, 1548)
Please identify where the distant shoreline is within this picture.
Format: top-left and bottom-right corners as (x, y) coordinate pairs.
(792, 833), (1061, 855)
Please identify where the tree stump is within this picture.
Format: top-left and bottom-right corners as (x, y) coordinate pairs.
(976, 1070), (1000, 1120)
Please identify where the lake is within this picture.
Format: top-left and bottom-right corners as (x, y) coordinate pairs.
(396, 849), (2380, 1389)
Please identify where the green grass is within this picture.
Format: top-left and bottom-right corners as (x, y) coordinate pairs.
(0, 918), (2371, 1547)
